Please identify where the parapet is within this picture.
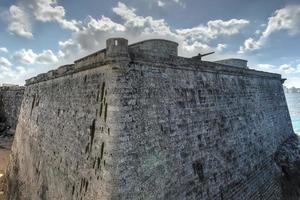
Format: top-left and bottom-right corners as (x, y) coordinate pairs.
(74, 50), (106, 69)
(25, 38), (283, 86)
(0, 85), (25, 91)
(215, 59), (248, 68)
(129, 39), (178, 59)
(57, 64), (73, 75)
(25, 64), (75, 86)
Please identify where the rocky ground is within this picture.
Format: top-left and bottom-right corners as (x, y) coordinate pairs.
(0, 136), (13, 200)
(274, 134), (300, 200)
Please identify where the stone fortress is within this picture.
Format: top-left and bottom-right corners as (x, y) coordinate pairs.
(4, 38), (300, 199)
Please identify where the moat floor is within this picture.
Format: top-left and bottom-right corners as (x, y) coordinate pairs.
(0, 137), (13, 200)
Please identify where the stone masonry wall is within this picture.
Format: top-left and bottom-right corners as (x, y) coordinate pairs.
(0, 86), (24, 134)
(7, 38), (295, 200)
(114, 60), (294, 200)
(7, 63), (130, 200)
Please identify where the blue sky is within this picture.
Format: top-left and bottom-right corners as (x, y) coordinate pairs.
(0, 0), (300, 87)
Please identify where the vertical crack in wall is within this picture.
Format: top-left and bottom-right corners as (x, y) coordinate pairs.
(30, 95), (36, 117)
(89, 119), (96, 152)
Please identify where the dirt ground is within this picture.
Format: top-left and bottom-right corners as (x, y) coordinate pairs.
(0, 137), (13, 200)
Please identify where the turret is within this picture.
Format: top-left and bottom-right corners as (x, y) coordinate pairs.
(106, 38), (129, 61)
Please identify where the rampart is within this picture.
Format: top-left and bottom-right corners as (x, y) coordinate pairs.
(7, 38), (296, 200)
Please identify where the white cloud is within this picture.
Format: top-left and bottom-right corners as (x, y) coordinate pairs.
(255, 30), (261, 35)
(284, 77), (300, 88)
(111, 2), (247, 56)
(240, 5), (300, 53)
(7, 5), (33, 38)
(35, 50), (58, 63)
(2, 1), (250, 85)
(32, 0), (65, 22)
(263, 5), (300, 37)
(85, 15), (125, 32)
(57, 2), (176, 59)
(30, 0), (80, 32)
(216, 44), (227, 52)
(256, 64), (275, 70)
(238, 37), (263, 53)
(72, 15), (125, 51)
(254, 63), (300, 74)
(0, 47), (8, 53)
(176, 18), (248, 56)
(4, 0), (81, 37)
(0, 57), (12, 69)
(253, 63), (300, 76)
(155, 0), (185, 7)
(253, 64), (276, 73)
(157, 1), (166, 7)
(13, 49), (37, 64)
(0, 66), (35, 85)
(4, 1), (248, 61)
(181, 41), (211, 52)
(57, 39), (81, 62)
(113, 2), (174, 36)
(279, 64), (296, 74)
(176, 19), (249, 43)
(253, 63), (300, 88)
(50, 1), (249, 62)
(13, 49), (58, 64)
(56, 18), (80, 32)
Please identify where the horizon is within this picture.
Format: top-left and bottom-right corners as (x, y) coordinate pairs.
(0, 0), (300, 87)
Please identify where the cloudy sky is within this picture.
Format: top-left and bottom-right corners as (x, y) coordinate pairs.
(0, 0), (300, 87)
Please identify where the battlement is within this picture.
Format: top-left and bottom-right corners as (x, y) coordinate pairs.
(25, 38), (281, 86)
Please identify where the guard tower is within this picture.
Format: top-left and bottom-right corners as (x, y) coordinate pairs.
(106, 38), (129, 61)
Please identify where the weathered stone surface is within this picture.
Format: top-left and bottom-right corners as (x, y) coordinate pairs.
(0, 86), (24, 137)
(7, 38), (295, 200)
(274, 135), (300, 200)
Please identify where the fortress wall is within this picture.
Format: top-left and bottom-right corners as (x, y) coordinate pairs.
(114, 61), (293, 200)
(0, 86), (24, 131)
(7, 38), (295, 200)
(7, 64), (127, 200)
